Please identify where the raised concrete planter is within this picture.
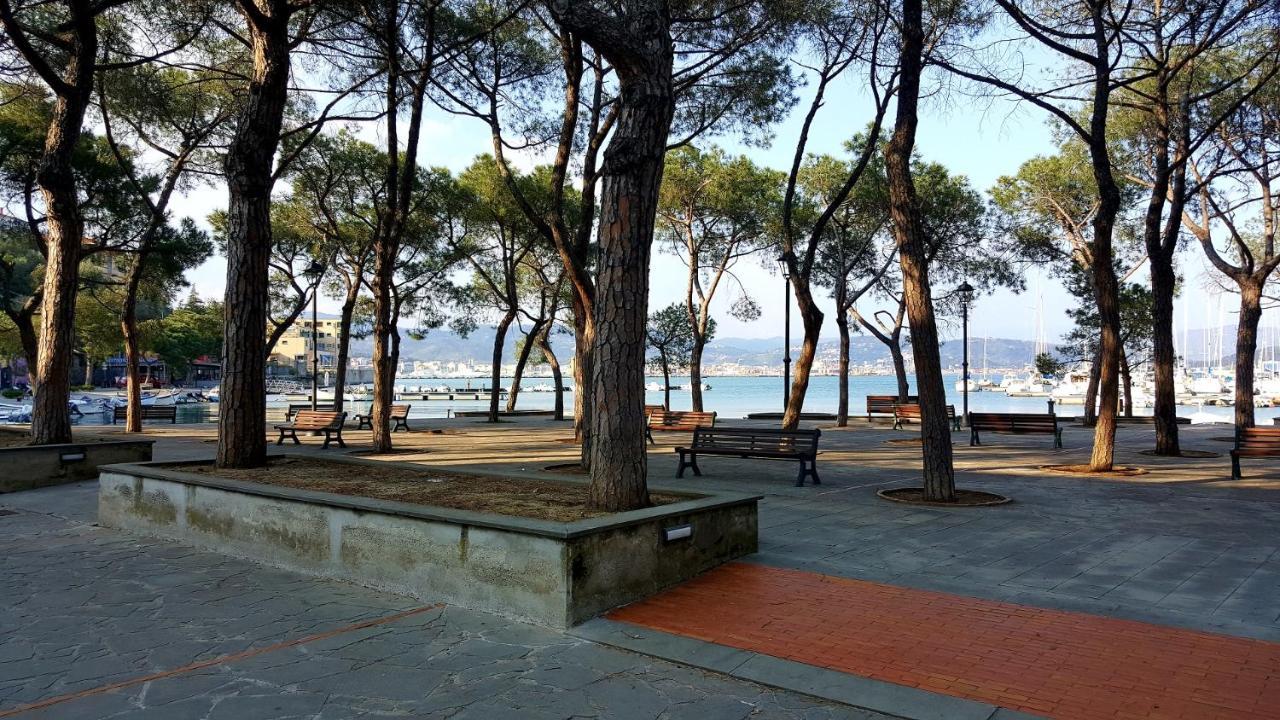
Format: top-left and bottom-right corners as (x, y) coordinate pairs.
(98, 456), (759, 628)
(0, 429), (153, 493)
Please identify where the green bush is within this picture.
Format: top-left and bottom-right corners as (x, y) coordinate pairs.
(71, 384), (96, 392)
(1, 389), (24, 399)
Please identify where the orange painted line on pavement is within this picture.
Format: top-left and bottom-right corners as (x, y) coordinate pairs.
(609, 563), (1280, 720)
(0, 604), (443, 718)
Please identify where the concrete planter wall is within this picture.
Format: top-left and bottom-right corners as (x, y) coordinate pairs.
(0, 431), (154, 493)
(98, 457), (759, 628)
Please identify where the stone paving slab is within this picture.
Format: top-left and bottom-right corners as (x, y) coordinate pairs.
(0, 484), (887, 719)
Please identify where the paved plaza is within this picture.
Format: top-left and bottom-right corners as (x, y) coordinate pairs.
(1, 417), (1278, 718)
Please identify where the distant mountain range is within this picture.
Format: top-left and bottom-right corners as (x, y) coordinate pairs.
(346, 321), (1280, 370)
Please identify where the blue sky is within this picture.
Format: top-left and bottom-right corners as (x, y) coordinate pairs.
(175, 61), (1263, 349)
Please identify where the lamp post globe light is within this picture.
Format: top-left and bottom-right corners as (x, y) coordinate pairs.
(304, 259), (325, 411)
(777, 253), (792, 410)
(957, 281), (975, 426)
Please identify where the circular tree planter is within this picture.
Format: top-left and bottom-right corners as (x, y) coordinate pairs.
(347, 448), (430, 457)
(883, 437), (923, 446)
(877, 488), (1010, 507)
(1137, 449), (1221, 459)
(1040, 464), (1149, 477)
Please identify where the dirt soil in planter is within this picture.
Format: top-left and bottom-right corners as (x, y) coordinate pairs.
(877, 488), (1010, 506)
(1040, 463), (1149, 477)
(176, 457), (682, 522)
(883, 437), (923, 446)
(0, 432), (113, 449)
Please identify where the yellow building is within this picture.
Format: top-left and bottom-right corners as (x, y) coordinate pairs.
(270, 318), (341, 374)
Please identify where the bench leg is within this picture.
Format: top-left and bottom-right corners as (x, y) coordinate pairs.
(1054, 429), (1063, 449)
(335, 430), (346, 448)
(646, 427), (655, 445)
(892, 417), (902, 431)
(952, 417), (961, 431)
(1231, 453), (1241, 480)
(676, 451), (688, 478)
(287, 430), (300, 446)
(796, 457), (820, 487)
(970, 429), (980, 446)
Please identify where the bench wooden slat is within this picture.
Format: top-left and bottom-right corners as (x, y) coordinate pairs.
(645, 410), (716, 443)
(275, 410), (347, 449)
(111, 405), (177, 424)
(675, 426), (821, 487)
(867, 395), (918, 421)
(969, 412), (1061, 449)
(892, 403), (960, 431)
(1232, 426), (1280, 479)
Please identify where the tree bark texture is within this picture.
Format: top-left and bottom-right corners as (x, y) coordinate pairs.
(331, 282), (360, 415)
(537, 328), (564, 420)
(579, 13), (675, 512)
(217, 9), (291, 468)
(1149, 254), (1180, 452)
(121, 259), (146, 432)
(1235, 282), (1262, 428)
(505, 317), (543, 413)
(28, 23), (97, 445)
(836, 310), (850, 427)
(781, 282), (824, 429)
(884, 0), (954, 500)
(1083, 347), (1101, 426)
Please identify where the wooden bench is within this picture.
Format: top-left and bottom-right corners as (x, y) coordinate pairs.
(644, 404), (667, 419)
(355, 404), (412, 432)
(892, 403), (961, 431)
(677, 427), (822, 487)
(646, 410), (716, 444)
(111, 405), (177, 424)
(286, 402), (335, 420)
(867, 394), (918, 422)
(1231, 426), (1280, 479)
(969, 412), (1062, 449)
(275, 410), (347, 449)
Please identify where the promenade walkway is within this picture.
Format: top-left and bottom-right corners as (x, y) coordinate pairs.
(1, 416), (1277, 718)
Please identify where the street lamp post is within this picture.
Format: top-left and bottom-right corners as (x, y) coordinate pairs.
(777, 254), (792, 411)
(957, 281), (975, 426)
(304, 260), (325, 411)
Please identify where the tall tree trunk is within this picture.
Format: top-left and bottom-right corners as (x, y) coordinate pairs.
(488, 311), (515, 421)
(836, 310), (850, 427)
(1149, 254), (1180, 452)
(1083, 347), (1102, 426)
(890, 339), (909, 400)
(1120, 348), (1133, 417)
(538, 328), (564, 420)
(689, 338), (704, 412)
(31, 102), (95, 444)
(217, 10), (291, 468)
(584, 57), (674, 512)
(506, 319), (544, 413)
(661, 356), (671, 412)
(1235, 281), (1262, 428)
(572, 299), (593, 459)
(120, 272), (144, 432)
(332, 286), (359, 415)
(782, 288), (823, 429)
(370, 253), (396, 452)
(885, 0), (953, 500)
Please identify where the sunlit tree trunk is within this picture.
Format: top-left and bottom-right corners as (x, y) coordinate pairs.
(782, 282), (823, 429)
(835, 303), (850, 427)
(217, 6), (292, 468)
(506, 318), (544, 413)
(538, 328), (564, 420)
(1235, 282), (1263, 428)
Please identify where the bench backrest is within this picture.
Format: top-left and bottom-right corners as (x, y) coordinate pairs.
(692, 426), (820, 455)
(112, 405), (176, 419)
(893, 403), (956, 419)
(390, 404), (411, 418)
(667, 411), (716, 427)
(969, 412), (1057, 432)
(644, 404), (666, 419)
(291, 410), (345, 430)
(868, 395), (918, 413)
(1236, 426), (1280, 452)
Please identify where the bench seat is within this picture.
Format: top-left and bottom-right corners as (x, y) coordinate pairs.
(969, 412), (1062, 449)
(646, 410), (716, 444)
(892, 403), (961, 431)
(112, 405), (177, 424)
(1231, 426), (1280, 479)
(356, 404), (412, 432)
(867, 394), (918, 422)
(676, 427), (821, 487)
(274, 410), (347, 449)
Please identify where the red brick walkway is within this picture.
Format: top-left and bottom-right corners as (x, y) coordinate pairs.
(609, 563), (1280, 720)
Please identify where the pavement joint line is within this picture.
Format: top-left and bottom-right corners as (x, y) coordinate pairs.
(0, 603), (444, 718)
